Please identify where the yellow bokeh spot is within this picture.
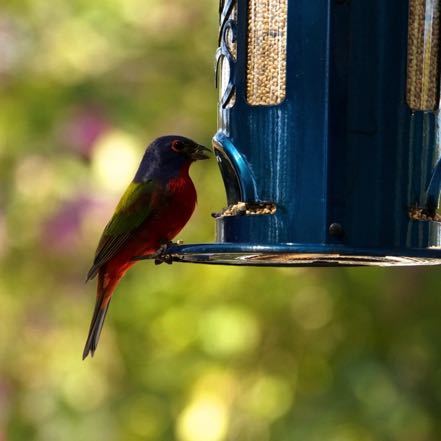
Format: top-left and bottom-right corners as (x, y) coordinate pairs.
(151, 306), (199, 353)
(198, 305), (260, 357)
(92, 130), (142, 193)
(192, 368), (237, 404)
(240, 375), (293, 421)
(61, 364), (108, 412)
(177, 394), (229, 441)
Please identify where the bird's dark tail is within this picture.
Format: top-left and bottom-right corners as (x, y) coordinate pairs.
(83, 272), (114, 360)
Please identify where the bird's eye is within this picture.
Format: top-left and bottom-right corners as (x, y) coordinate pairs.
(171, 141), (185, 152)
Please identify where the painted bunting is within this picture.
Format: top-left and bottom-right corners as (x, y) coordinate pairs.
(83, 135), (210, 359)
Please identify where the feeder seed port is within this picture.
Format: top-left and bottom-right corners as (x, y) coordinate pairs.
(212, 201), (277, 218)
(409, 206), (441, 222)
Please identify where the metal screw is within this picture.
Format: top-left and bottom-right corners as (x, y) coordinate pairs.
(329, 222), (344, 238)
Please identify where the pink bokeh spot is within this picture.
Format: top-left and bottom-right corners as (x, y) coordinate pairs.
(61, 107), (110, 159)
(42, 194), (112, 253)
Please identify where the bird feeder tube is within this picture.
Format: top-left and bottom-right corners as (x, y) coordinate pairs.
(168, 0), (441, 267)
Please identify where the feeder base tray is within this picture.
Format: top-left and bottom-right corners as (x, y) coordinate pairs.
(162, 243), (441, 267)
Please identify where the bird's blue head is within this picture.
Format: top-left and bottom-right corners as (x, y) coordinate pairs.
(134, 135), (210, 183)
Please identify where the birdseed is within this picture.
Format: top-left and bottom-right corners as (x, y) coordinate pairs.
(212, 201), (277, 218)
(407, 0), (440, 110)
(246, 0), (287, 105)
(409, 206), (441, 222)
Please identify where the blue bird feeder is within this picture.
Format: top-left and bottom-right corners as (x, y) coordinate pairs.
(172, 0), (441, 266)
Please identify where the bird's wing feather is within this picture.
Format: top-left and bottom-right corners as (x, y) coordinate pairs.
(86, 180), (165, 281)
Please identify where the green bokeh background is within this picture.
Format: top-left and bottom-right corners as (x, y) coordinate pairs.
(1, 1), (441, 440)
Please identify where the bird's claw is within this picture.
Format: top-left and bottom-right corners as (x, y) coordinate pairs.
(153, 242), (175, 265)
(154, 256), (173, 265)
(132, 240), (183, 264)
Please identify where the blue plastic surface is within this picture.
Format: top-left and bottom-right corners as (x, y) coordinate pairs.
(174, 0), (441, 266)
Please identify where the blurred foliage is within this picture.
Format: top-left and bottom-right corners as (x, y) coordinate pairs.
(1, 1), (441, 441)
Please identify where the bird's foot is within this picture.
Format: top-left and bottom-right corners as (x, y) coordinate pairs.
(153, 240), (186, 264)
(153, 243), (173, 265)
(132, 240), (184, 265)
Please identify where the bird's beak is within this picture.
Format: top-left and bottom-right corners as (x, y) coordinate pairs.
(191, 144), (211, 161)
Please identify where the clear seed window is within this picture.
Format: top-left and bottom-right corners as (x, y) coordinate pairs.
(407, 0), (440, 110)
(247, 0), (288, 105)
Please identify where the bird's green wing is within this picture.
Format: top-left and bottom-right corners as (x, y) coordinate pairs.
(86, 180), (164, 281)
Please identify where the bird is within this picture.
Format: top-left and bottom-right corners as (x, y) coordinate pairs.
(83, 135), (210, 359)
